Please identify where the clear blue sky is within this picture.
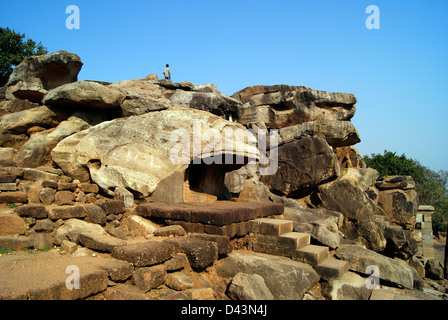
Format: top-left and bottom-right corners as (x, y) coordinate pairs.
(2, 0), (447, 171)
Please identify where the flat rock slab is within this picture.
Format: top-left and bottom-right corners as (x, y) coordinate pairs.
(136, 201), (284, 226)
(0, 252), (132, 300)
(111, 239), (180, 267)
(335, 244), (415, 289)
(215, 250), (319, 300)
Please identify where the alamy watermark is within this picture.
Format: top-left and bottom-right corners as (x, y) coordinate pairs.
(66, 265), (80, 290)
(365, 5), (380, 30)
(66, 5), (80, 30)
(365, 265), (380, 289)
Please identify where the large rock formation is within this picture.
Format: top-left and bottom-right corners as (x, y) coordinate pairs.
(51, 107), (259, 203)
(216, 250), (319, 300)
(108, 79), (171, 116)
(5, 51), (83, 103)
(261, 136), (340, 197)
(232, 85), (357, 129)
(0, 51), (443, 301)
(376, 176), (419, 231)
(276, 119), (361, 148)
(335, 245), (415, 289)
(14, 116), (91, 168)
(169, 83), (242, 121)
(43, 81), (126, 109)
(318, 179), (386, 252)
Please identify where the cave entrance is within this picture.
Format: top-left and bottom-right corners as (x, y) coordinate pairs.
(184, 156), (245, 203)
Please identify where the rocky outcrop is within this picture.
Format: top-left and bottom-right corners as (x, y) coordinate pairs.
(261, 136), (340, 198)
(0, 106), (66, 135)
(227, 272), (274, 300)
(335, 244), (416, 289)
(43, 81), (126, 109)
(377, 176), (419, 231)
(51, 108), (259, 202)
(318, 179), (386, 252)
(0, 50), (445, 302)
(333, 145), (366, 169)
(232, 85), (357, 129)
(108, 79), (171, 116)
(276, 119), (361, 147)
(5, 51), (83, 103)
(169, 83), (242, 120)
(216, 250), (319, 300)
(14, 116), (91, 168)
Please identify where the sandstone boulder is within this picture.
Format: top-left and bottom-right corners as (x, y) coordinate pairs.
(383, 225), (418, 259)
(169, 83), (242, 120)
(224, 163), (259, 194)
(0, 211), (28, 235)
(236, 179), (270, 202)
(335, 244), (415, 289)
(0, 253), (132, 300)
(378, 188), (419, 231)
(333, 146), (366, 169)
(232, 85), (357, 129)
(376, 175), (416, 190)
(166, 237), (219, 269)
(77, 231), (126, 253)
(321, 271), (371, 300)
(0, 106), (65, 135)
(52, 108), (259, 202)
(0, 148), (16, 166)
(0, 99), (39, 114)
(425, 259), (444, 280)
(108, 79), (170, 116)
(310, 220), (340, 249)
(14, 116), (91, 168)
(165, 272), (194, 291)
(43, 81), (126, 109)
(227, 272), (274, 300)
(261, 136), (340, 197)
(216, 250), (319, 300)
(121, 215), (160, 237)
(276, 120), (360, 147)
(338, 167), (380, 191)
(318, 179), (386, 252)
(111, 240), (180, 267)
(5, 51), (83, 103)
(52, 218), (106, 245)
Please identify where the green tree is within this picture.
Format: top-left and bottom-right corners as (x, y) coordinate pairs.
(0, 27), (48, 87)
(363, 150), (448, 233)
(363, 150), (422, 179)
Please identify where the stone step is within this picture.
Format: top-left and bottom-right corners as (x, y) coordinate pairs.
(137, 201), (284, 227)
(248, 231), (310, 257)
(278, 232), (310, 250)
(314, 258), (349, 280)
(250, 218), (293, 236)
(294, 244), (329, 266)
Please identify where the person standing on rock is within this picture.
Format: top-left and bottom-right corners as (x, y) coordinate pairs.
(163, 64), (171, 80)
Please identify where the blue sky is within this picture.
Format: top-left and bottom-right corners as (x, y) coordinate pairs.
(1, 0), (447, 171)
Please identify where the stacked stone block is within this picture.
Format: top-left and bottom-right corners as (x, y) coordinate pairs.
(136, 201), (284, 238)
(416, 205), (435, 263)
(248, 218), (349, 280)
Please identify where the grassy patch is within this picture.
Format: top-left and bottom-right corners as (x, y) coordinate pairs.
(22, 246), (56, 254)
(0, 247), (14, 255)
